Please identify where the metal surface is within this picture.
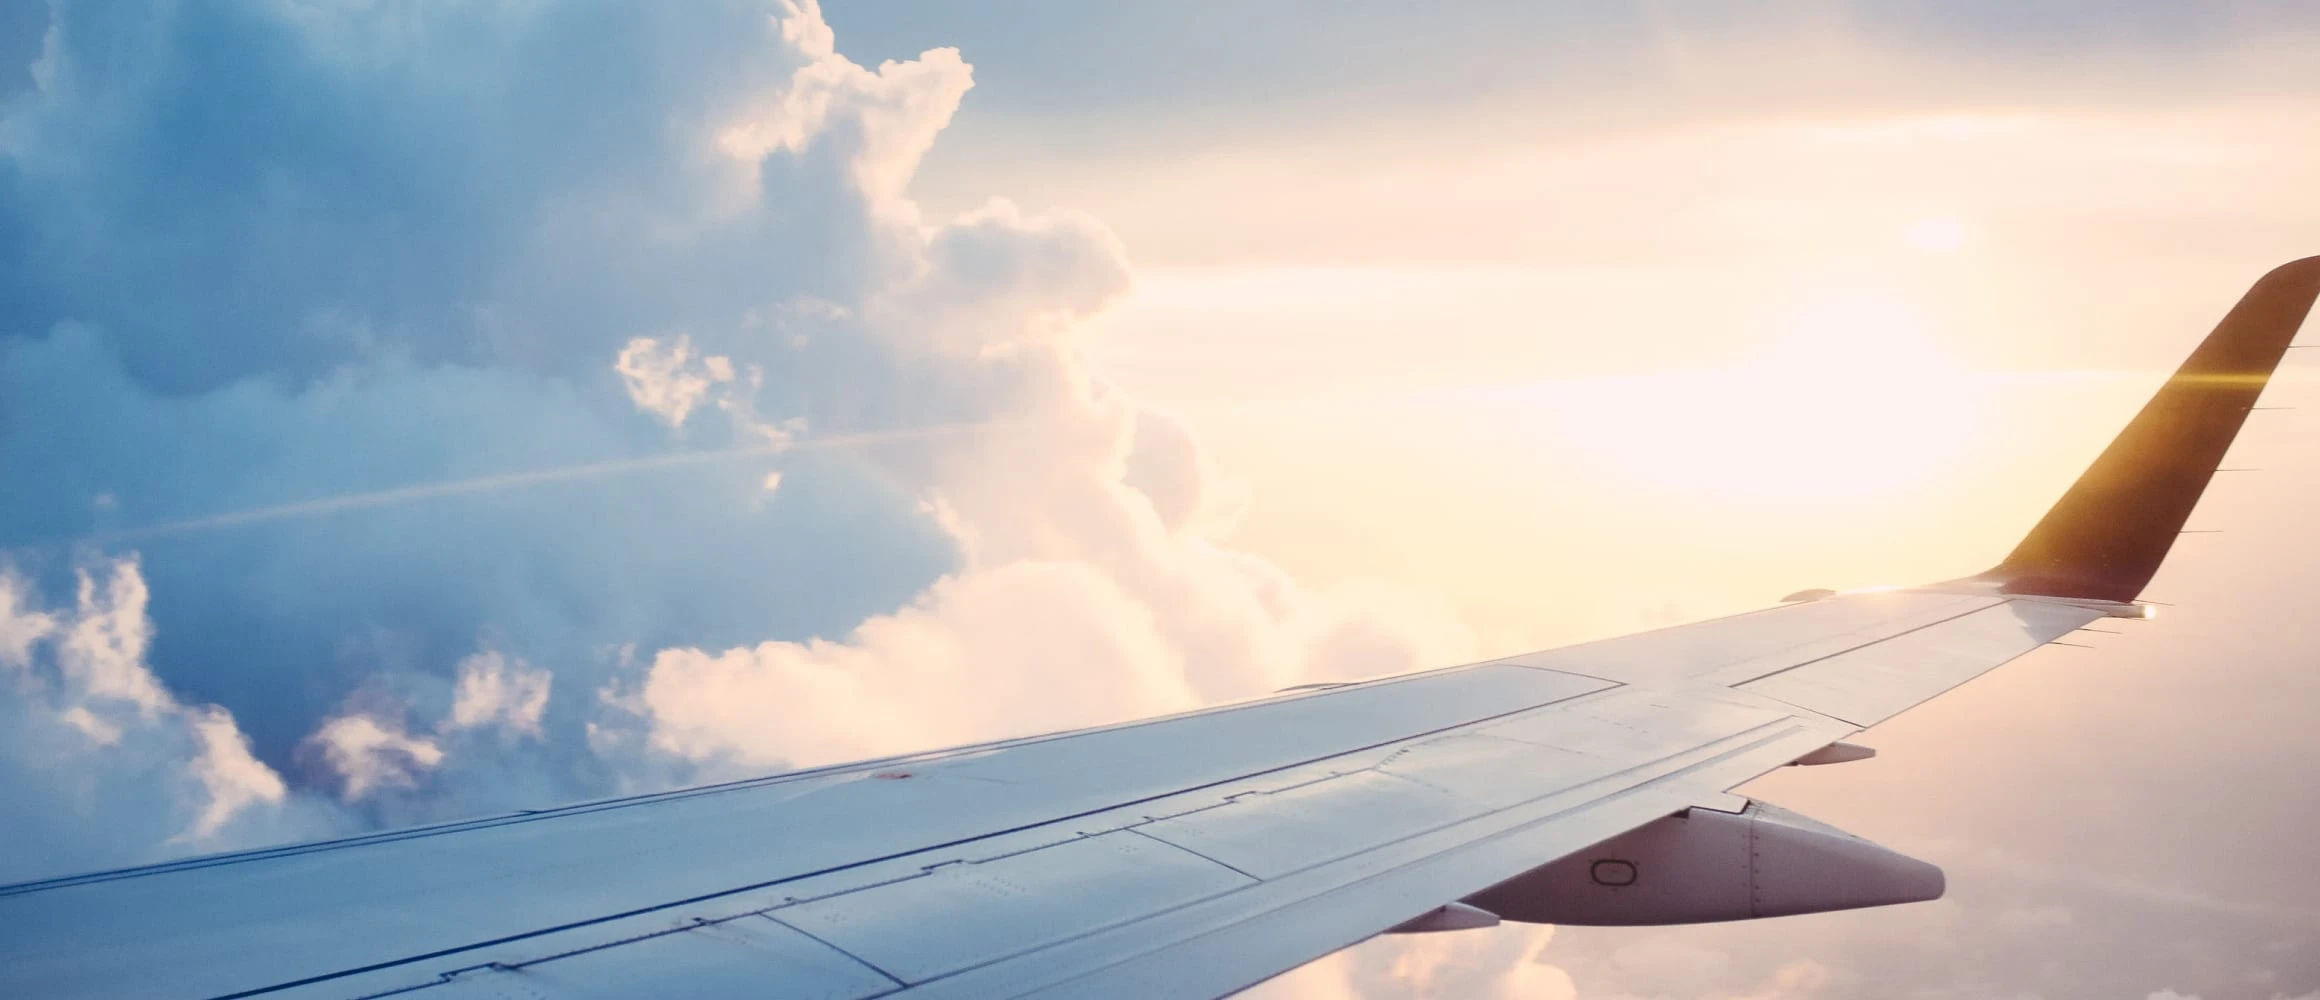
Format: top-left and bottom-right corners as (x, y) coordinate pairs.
(0, 593), (2184, 999)
(1465, 801), (1946, 926)
(1740, 598), (2102, 726)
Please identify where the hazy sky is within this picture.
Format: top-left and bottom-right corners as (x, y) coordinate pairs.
(2, 3), (2317, 998)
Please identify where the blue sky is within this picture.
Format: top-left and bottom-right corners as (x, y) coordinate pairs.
(823, 1), (2319, 116)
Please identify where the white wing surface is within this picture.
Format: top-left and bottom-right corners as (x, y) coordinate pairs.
(4, 257), (2315, 999)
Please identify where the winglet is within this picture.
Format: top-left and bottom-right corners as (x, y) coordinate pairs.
(1984, 256), (2320, 602)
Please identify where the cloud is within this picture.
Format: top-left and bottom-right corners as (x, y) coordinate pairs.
(446, 650), (553, 738)
(614, 335), (738, 429)
(630, 560), (1202, 769)
(0, 0), (1464, 882)
(304, 713), (445, 802)
(1251, 926), (1585, 1000)
(0, 558), (320, 881)
(0, 566), (57, 668)
(1254, 925), (1851, 1000)
(181, 704), (291, 840)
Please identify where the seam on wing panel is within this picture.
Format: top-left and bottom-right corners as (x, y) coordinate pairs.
(1745, 694), (1873, 729)
(1491, 592), (1990, 683)
(1309, 722), (1809, 883)
(1718, 599), (2016, 688)
(757, 914), (913, 991)
(1707, 685), (1865, 731)
(1373, 765), (1481, 804)
(194, 682), (1612, 1000)
(1122, 828), (1262, 882)
(324, 913), (912, 1000)
(1494, 663), (1631, 686)
(1739, 631), (2082, 729)
(5, 672), (1598, 899)
(904, 721), (1820, 996)
(770, 832), (1264, 988)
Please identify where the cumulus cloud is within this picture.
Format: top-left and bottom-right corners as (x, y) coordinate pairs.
(0, 0), (1464, 881)
(614, 336), (738, 429)
(0, 558), (314, 881)
(1256, 925), (1848, 1000)
(0, 567), (57, 668)
(631, 560), (1201, 768)
(1250, 927), (1575, 1000)
(446, 650), (553, 738)
(180, 705), (292, 841)
(305, 713), (446, 802)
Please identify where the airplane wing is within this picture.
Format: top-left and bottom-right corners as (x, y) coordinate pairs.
(4, 257), (2315, 1000)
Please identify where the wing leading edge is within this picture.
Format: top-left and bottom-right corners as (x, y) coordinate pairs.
(1, 259), (2314, 1000)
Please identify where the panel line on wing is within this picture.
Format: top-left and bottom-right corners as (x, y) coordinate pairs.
(1718, 595), (2019, 688)
(4, 668), (1607, 901)
(893, 719), (1838, 999)
(1, 667), (1525, 898)
(1123, 827), (1262, 882)
(184, 673), (1621, 1000)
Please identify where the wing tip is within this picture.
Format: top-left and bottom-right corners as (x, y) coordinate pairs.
(1982, 255), (2320, 602)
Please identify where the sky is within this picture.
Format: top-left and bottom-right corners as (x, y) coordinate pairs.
(1, 2), (2317, 998)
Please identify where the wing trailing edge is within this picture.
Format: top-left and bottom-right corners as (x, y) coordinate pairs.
(1985, 256), (2320, 602)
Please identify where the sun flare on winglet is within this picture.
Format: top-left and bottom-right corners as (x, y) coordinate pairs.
(1531, 285), (1988, 506)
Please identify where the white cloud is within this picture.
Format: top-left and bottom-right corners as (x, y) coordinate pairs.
(870, 198), (1135, 356)
(1250, 926), (1575, 1000)
(631, 560), (1202, 769)
(614, 335), (733, 428)
(57, 558), (170, 717)
(0, 0), (1468, 890)
(0, 558), (298, 876)
(306, 714), (446, 802)
(0, 569), (56, 670)
(580, 3), (1469, 774)
(181, 706), (289, 840)
(445, 650), (552, 739)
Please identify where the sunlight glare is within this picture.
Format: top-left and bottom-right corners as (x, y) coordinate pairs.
(1529, 286), (1989, 506)
(1903, 216), (1970, 254)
